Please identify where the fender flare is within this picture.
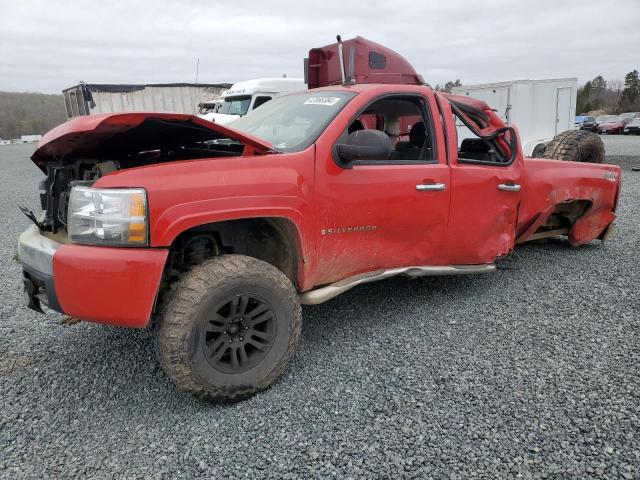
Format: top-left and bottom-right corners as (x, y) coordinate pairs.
(149, 198), (315, 290)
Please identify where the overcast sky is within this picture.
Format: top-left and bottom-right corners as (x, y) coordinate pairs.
(1, 0), (639, 93)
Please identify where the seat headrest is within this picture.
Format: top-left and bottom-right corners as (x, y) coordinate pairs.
(348, 119), (364, 134)
(460, 138), (488, 153)
(409, 122), (426, 147)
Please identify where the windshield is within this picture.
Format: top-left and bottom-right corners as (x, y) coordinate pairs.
(606, 117), (623, 122)
(219, 96), (252, 116)
(231, 91), (355, 151)
(630, 118), (640, 124)
(198, 103), (218, 114)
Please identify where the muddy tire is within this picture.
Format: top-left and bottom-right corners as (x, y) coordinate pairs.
(542, 129), (605, 163)
(153, 255), (302, 402)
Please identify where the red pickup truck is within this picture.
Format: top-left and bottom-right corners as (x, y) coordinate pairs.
(19, 38), (620, 401)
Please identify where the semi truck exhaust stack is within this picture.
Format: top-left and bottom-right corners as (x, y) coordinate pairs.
(336, 35), (347, 85)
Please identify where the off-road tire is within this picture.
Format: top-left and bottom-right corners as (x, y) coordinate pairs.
(153, 254), (302, 402)
(542, 129), (605, 163)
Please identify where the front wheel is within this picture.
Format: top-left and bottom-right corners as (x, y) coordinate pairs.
(154, 255), (302, 402)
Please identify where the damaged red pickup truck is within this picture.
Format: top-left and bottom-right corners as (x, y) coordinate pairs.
(19, 37), (621, 401)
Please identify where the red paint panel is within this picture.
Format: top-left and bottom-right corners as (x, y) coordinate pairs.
(94, 149), (316, 290)
(436, 95), (523, 264)
(307, 36), (422, 89)
(53, 245), (168, 328)
(517, 158), (620, 244)
(447, 163), (522, 263)
(311, 86), (452, 284)
(31, 111), (273, 170)
(569, 209), (616, 246)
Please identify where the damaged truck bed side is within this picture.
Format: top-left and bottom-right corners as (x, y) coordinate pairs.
(18, 37), (621, 402)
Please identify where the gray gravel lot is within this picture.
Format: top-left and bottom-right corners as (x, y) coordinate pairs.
(1, 137), (639, 479)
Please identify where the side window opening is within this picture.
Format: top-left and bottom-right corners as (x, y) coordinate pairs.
(252, 96), (272, 110)
(337, 97), (435, 164)
(453, 112), (509, 164)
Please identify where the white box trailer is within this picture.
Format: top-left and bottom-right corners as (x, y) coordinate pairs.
(452, 78), (577, 156)
(62, 82), (231, 120)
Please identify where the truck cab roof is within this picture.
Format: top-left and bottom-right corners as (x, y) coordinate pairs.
(222, 78), (305, 98)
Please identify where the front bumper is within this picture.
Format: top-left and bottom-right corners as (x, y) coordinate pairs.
(19, 225), (62, 313)
(18, 225), (169, 328)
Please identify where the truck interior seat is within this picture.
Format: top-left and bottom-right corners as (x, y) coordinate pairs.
(391, 122), (430, 160)
(458, 138), (497, 162)
(348, 119), (365, 135)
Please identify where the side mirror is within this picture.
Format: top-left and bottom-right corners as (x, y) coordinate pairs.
(336, 129), (392, 163)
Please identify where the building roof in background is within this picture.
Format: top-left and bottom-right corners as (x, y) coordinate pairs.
(63, 83), (232, 94)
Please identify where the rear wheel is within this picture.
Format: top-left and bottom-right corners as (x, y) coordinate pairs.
(542, 129), (605, 163)
(154, 255), (302, 402)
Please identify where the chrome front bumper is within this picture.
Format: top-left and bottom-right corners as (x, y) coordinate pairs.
(18, 225), (62, 312)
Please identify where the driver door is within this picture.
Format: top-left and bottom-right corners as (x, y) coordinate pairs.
(312, 92), (451, 285)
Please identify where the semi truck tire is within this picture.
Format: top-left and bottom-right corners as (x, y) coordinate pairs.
(542, 130), (605, 163)
(154, 254), (302, 402)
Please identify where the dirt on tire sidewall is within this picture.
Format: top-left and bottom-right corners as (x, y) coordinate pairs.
(153, 255), (302, 402)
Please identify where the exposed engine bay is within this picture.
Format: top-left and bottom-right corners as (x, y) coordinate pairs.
(38, 160), (115, 232)
(28, 116), (254, 233)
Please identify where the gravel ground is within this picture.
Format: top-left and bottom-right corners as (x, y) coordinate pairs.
(1, 138), (639, 479)
(602, 134), (640, 157)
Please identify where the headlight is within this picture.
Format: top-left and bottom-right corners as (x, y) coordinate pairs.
(68, 186), (148, 246)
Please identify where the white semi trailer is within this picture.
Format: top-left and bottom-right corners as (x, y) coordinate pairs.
(62, 82), (231, 120)
(452, 78), (579, 157)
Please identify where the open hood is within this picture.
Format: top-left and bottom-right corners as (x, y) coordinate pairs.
(31, 112), (274, 171)
(198, 112), (240, 125)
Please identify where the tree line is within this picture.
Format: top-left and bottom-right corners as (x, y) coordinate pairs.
(0, 92), (66, 140)
(577, 70), (640, 115)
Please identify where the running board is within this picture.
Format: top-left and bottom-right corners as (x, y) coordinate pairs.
(299, 264), (496, 305)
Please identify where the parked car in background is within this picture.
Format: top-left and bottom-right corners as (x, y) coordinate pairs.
(579, 115), (597, 131)
(597, 116), (631, 134)
(595, 114), (615, 126)
(620, 112), (640, 120)
(623, 118), (640, 135)
(574, 115), (586, 128)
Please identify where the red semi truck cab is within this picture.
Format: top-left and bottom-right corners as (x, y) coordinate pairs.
(18, 37), (621, 401)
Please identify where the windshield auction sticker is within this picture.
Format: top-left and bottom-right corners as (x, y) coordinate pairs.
(304, 96), (341, 106)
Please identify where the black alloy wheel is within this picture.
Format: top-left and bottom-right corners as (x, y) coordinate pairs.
(154, 254), (302, 402)
(203, 294), (277, 373)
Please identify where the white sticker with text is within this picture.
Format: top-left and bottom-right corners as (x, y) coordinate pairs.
(304, 96), (341, 106)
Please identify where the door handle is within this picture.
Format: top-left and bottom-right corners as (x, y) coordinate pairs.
(416, 183), (446, 192)
(498, 183), (521, 192)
